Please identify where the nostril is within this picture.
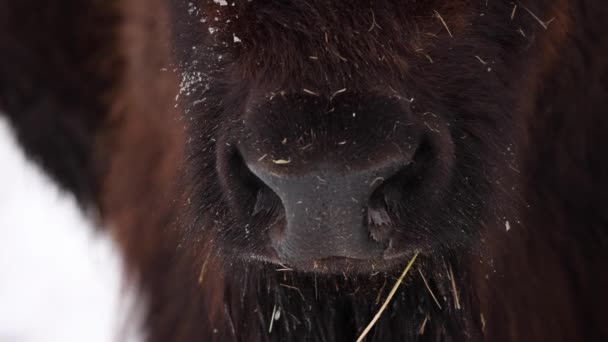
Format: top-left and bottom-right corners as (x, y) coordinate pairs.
(368, 206), (392, 227)
(366, 137), (437, 238)
(252, 186), (282, 216)
(252, 188), (268, 215)
(367, 206), (393, 242)
(365, 161), (412, 243)
(226, 149), (261, 197)
(221, 148), (283, 220)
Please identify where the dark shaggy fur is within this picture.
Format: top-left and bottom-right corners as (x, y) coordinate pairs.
(1, 0), (607, 341)
(0, 1), (119, 203)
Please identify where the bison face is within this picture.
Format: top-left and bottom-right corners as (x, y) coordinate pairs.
(173, 0), (522, 273)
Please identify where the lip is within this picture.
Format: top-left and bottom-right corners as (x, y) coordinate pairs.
(247, 246), (420, 274)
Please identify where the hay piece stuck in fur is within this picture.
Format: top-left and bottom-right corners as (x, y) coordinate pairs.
(356, 251), (420, 342)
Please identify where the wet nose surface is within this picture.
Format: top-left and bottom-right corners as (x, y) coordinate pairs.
(246, 157), (410, 263)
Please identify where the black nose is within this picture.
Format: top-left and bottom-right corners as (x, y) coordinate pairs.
(232, 93), (424, 265)
(246, 156), (410, 262)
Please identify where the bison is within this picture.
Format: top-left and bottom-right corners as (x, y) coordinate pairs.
(1, 0), (606, 341)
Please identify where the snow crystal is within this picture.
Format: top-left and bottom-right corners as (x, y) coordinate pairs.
(179, 70), (206, 96)
(188, 2), (200, 15)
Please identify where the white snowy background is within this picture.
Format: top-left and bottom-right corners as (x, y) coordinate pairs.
(0, 116), (143, 342)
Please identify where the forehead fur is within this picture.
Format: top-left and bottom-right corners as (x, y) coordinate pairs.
(190, 0), (472, 91)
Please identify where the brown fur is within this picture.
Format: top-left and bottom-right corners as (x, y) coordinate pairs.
(477, 1), (608, 340)
(1, 1), (607, 342)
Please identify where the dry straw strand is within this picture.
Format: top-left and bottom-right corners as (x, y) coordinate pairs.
(356, 251), (420, 342)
